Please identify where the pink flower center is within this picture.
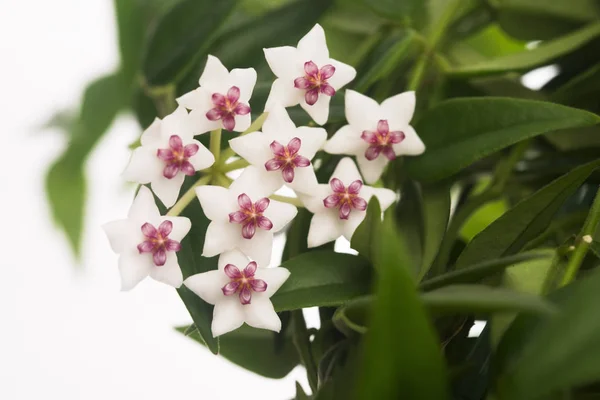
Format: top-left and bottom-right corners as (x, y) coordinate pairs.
(294, 61), (336, 106)
(157, 135), (199, 179)
(264, 137), (311, 183)
(361, 119), (405, 161)
(323, 178), (368, 220)
(206, 86), (251, 131)
(137, 220), (182, 266)
(221, 261), (267, 305)
(228, 193), (273, 239)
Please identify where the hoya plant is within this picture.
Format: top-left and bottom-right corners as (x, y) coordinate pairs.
(46, 0), (600, 399)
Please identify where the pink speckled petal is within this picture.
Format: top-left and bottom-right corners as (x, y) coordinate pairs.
(320, 64), (335, 79)
(137, 240), (154, 253)
(169, 135), (183, 151)
(153, 249), (167, 266)
(352, 196), (367, 211)
(382, 147), (396, 161)
(157, 149), (174, 161)
(239, 287), (252, 304)
(361, 131), (378, 144)
(180, 161), (196, 176)
(294, 77), (311, 89)
(141, 222), (158, 238)
(304, 61), (318, 77)
(242, 222), (256, 239)
(329, 178), (345, 193)
(389, 131), (406, 144)
(163, 163), (180, 179)
(287, 137), (301, 155)
(265, 158), (285, 171)
(244, 261), (257, 276)
(222, 115), (236, 131)
(347, 180), (363, 195)
(293, 155), (310, 168)
(250, 279), (267, 292)
(320, 84), (335, 97)
(224, 264), (243, 279)
(158, 220), (173, 236)
(206, 108), (223, 121)
(305, 88), (319, 106)
(237, 193), (253, 211)
(165, 239), (181, 252)
(222, 281), (241, 296)
(227, 86), (241, 103)
(282, 165), (295, 183)
(365, 146), (382, 161)
(270, 140), (286, 157)
(323, 194), (340, 208)
(229, 211), (248, 223)
(339, 203), (351, 220)
(256, 216), (273, 230)
(234, 103), (251, 115)
(254, 197), (270, 213)
(377, 120), (389, 135)
(184, 143), (200, 157)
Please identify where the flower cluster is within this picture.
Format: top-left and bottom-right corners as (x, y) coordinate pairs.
(103, 24), (425, 338)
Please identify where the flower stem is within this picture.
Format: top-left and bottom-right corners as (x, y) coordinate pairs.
(270, 194), (304, 207)
(166, 175), (212, 216)
(291, 310), (318, 393)
(219, 112), (269, 165)
(560, 186), (600, 286)
(209, 128), (222, 164)
(221, 158), (250, 173)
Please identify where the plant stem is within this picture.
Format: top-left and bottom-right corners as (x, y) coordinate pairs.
(143, 81), (177, 118)
(209, 128), (222, 164)
(166, 175), (212, 216)
(219, 112), (269, 164)
(560, 186), (600, 286)
(270, 194), (304, 207)
(291, 310), (318, 392)
(221, 158), (250, 173)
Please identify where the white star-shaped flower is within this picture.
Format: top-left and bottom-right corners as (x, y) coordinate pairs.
(184, 250), (290, 337)
(299, 157), (396, 248)
(122, 106), (215, 207)
(177, 55), (257, 133)
(324, 90), (425, 184)
(102, 186), (191, 290)
(263, 23), (356, 125)
(196, 166), (297, 266)
(228, 105), (326, 194)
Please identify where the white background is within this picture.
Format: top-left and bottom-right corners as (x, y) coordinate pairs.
(0, 1), (310, 399)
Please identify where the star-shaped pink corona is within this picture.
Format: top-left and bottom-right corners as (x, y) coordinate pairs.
(221, 261), (267, 305)
(156, 135), (200, 179)
(361, 120), (405, 161)
(228, 194), (273, 239)
(323, 178), (368, 220)
(137, 220), (182, 266)
(264, 137), (311, 183)
(206, 86), (251, 131)
(294, 61), (336, 106)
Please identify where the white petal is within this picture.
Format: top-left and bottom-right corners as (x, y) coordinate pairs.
(394, 125), (425, 156)
(298, 184), (330, 214)
(196, 185), (235, 221)
(237, 229), (273, 267)
(265, 78), (304, 110)
(232, 113), (251, 132)
(229, 68), (257, 102)
(367, 186), (397, 211)
(189, 108), (221, 134)
(161, 106), (194, 142)
(264, 200), (297, 232)
(102, 219), (136, 254)
(287, 166), (319, 194)
(203, 221), (239, 257)
(297, 24), (329, 66)
(264, 46), (303, 79)
(327, 59), (356, 90)
(212, 296), (245, 337)
(184, 270), (229, 305)
(160, 216), (191, 242)
(122, 146), (163, 184)
(229, 131), (273, 166)
(344, 90), (380, 131)
(307, 211), (343, 248)
(244, 296), (281, 332)
(381, 91), (416, 126)
(341, 211), (366, 241)
(356, 152), (389, 184)
(118, 250), (152, 291)
(128, 186), (160, 223)
(262, 104), (297, 134)
(187, 140), (215, 171)
(150, 173), (185, 208)
(217, 250), (252, 271)
(229, 165), (281, 200)
(331, 157), (362, 185)
(254, 267), (291, 297)
(140, 118), (162, 146)
(293, 126), (326, 160)
(149, 254), (183, 288)
(300, 94), (330, 125)
(177, 88), (205, 110)
(199, 55), (230, 91)
(324, 124), (364, 155)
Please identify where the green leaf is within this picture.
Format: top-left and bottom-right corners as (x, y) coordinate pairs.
(405, 97), (600, 182)
(456, 159), (600, 268)
(113, 0), (146, 83)
(421, 284), (556, 315)
(176, 324), (299, 378)
(350, 197), (382, 264)
(332, 296), (370, 336)
(420, 250), (555, 291)
(491, 0), (600, 24)
(419, 183), (451, 279)
(363, 0), (428, 26)
(495, 267), (600, 399)
(142, 0), (237, 85)
(356, 218), (449, 399)
(271, 251), (372, 311)
(449, 23), (600, 77)
(295, 382), (310, 400)
(394, 181), (423, 275)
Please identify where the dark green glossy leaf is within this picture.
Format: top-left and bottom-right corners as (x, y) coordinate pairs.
(332, 296), (369, 336)
(456, 159), (600, 268)
(495, 267), (600, 399)
(405, 97), (600, 182)
(449, 23), (600, 77)
(271, 251), (372, 311)
(176, 324), (299, 378)
(491, 0), (600, 24)
(114, 0), (146, 83)
(420, 250), (555, 291)
(395, 181), (423, 275)
(419, 183), (451, 279)
(142, 0), (237, 85)
(363, 0), (428, 26)
(356, 218), (449, 399)
(350, 197), (382, 264)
